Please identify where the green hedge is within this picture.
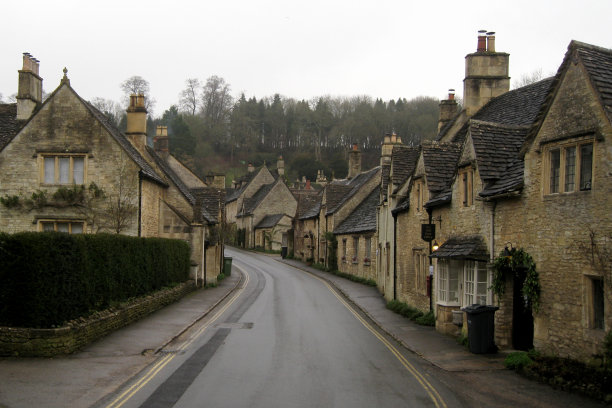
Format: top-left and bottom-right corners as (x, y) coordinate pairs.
(0, 232), (190, 328)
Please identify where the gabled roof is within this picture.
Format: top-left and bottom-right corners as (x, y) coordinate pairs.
(191, 187), (224, 224)
(297, 192), (322, 220)
(255, 214), (286, 229)
(445, 77), (554, 145)
(421, 141), (462, 194)
(391, 146), (420, 195)
(0, 104), (20, 151)
(226, 166), (278, 203)
(146, 146), (195, 205)
(326, 166), (381, 215)
(334, 188), (378, 235)
(239, 181), (276, 217)
(430, 235), (489, 262)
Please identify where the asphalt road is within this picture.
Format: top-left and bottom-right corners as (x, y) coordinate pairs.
(104, 249), (459, 408)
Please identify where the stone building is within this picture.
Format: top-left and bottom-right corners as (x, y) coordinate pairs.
(335, 188), (379, 282)
(0, 55), (223, 285)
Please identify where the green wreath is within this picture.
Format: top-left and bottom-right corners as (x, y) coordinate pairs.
(492, 247), (541, 313)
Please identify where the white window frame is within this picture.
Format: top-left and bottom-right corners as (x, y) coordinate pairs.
(437, 259), (491, 307)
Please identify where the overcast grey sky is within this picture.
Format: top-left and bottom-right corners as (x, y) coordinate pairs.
(2, 0), (611, 116)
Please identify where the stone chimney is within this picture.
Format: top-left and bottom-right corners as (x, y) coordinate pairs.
(277, 155), (285, 176)
(305, 179), (311, 190)
(154, 125), (169, 158)
(380, 131), (402, 166)
(463, 30), (509, 116)
(438, 89), (459, 133)
(126, 93), (148, 152)
(316, 169), (328, 186)
(17, 53), (43, 121)
(205, 172), (226, 189)
(247, 163), (254, 173)
(348, 143), (361, 179)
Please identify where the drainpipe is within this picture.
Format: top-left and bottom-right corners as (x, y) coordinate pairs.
(201, 227), (206, 287)
(490, 201), (496, 263)
(137, 172), (142, 237)
(427, 208), (433, 312)
(392, 211), (398, 300)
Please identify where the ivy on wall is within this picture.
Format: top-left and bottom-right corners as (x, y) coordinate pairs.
(492, 247), (541, 313)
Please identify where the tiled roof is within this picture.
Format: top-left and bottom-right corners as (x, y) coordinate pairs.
(326, 166), (381, 215)
(381, 163), (390, 200)
(422, 141), (462, 194)
(255, 214), (285, 229)
(146, 146), (195, 205)
(334, 188), (378, 235)
(392, 196), (409, 214)
(574, 41), (612, 123)
(0, 104), (20, 151)
(226, 170), (258, 203)
(239, 181), (276, 216)
(297, 192), (322, 220)
(391, 146), (420, 187)
(430, 235), (489, 261)
(448, 77), (554, 145)
(191, 187), (225, 224)
(470, 121), (529, 181)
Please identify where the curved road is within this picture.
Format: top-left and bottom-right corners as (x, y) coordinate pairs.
(104, 248), (459, 408)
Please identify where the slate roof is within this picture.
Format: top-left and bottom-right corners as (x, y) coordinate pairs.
(191, 187), (224, 224)
(239, 181), (276, 216)
(326, 166), (381, 215)
(297, 192), (322, 220)
(381, 163), (390, 200)
(429, 235), (489, 261)
(446, 77), (554, 145)
(0, 103), (20, 151)
(574, 41), (612, 123)
(333, 188), (379, 235)
(146, 146), (195, 204)
(421, 141), (462, 194)
(255, 214), (285, 229)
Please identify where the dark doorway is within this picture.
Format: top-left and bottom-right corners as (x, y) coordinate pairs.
(512, 268), (534, 350)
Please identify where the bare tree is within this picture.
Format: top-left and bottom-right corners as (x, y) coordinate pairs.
(201, 75), (233, 128)
(120, 75), (156, 114)
(179, 78), (201, 115)
(100, 154), (139, 233)
(513, 68), (543, 89)
(90, 97), (123, 127)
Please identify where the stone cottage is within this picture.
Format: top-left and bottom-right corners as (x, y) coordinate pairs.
(0, 54), (223, 285)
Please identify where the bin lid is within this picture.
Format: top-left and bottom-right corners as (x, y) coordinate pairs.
(461, 304), (499, 314)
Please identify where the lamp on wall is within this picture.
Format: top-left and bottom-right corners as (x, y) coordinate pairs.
(432, 240), (440, 251)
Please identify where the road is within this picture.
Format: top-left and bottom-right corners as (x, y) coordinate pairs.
(100, 249), (458, 408)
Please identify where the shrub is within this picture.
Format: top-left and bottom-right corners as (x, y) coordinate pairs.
(415, 311), (435, 326)
(386, 300), (432, 326)
(505, 351), (533, 370)
(0, 232), (190, 328)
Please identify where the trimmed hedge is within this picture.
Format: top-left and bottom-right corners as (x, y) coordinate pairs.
(0, 232), (190, 328)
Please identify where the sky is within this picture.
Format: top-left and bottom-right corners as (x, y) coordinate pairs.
(2, 0), (612, 116)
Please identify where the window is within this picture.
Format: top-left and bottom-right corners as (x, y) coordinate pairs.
(415, 179), (424, 212)
(41, 155), (86, 185)
(463, 261), (489, 305)
(352, 237), (359, 263)
(589, 277), (604, 330)
(459, 168), (474, 206)
(39, 220), (84, 234)
(364, 237), (372, 264)
(414, 251), (428, 294)
(545, 141), (593, 194)
(438, 259), (490, 306)
(342, 238), (347, 262)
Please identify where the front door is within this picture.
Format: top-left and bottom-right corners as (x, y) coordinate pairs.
(512, 268), (534, 350)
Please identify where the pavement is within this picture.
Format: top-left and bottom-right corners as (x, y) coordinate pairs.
(0, 252), (504, 408)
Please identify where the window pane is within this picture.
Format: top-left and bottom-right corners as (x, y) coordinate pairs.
(73, 157), (84, 184)
(59, 158), (70, 184)
(449, 261), (460, 303)
(580, 144), (593, 191)
(71, 223), (83, 234)
(564, 146), (576, 192)
(593, 278), (604, 329)
(57, 223), (69, 232)
(42, 222), (55, 231)
(476, 263), (488, 305)
(44, 157), (55, 184)
(550, 149), (560, 193)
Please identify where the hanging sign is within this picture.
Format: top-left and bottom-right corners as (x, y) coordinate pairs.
(421, 224), (435, 242)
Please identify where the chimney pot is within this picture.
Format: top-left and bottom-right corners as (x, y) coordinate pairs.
(448, 88), (455, 100)
(486, 32), (496, 52)
(477, 29), (487, 52)
(352, 143), (358, 151)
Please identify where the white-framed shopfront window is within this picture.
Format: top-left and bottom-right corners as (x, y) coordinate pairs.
(437, 259), (492, 307)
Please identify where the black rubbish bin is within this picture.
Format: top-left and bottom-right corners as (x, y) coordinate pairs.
(223, 257), (233, 276)
(281, 247), (287, 258)
(462, 304), (499, 354)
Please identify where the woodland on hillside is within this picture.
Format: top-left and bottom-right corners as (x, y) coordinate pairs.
(91, 75), (443, 185)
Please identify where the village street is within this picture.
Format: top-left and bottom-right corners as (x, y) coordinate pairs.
(0, 248), (603, 408)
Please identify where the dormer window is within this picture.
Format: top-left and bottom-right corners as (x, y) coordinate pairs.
(545, 141), (593, 195)
(459, 167), (474, 206)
